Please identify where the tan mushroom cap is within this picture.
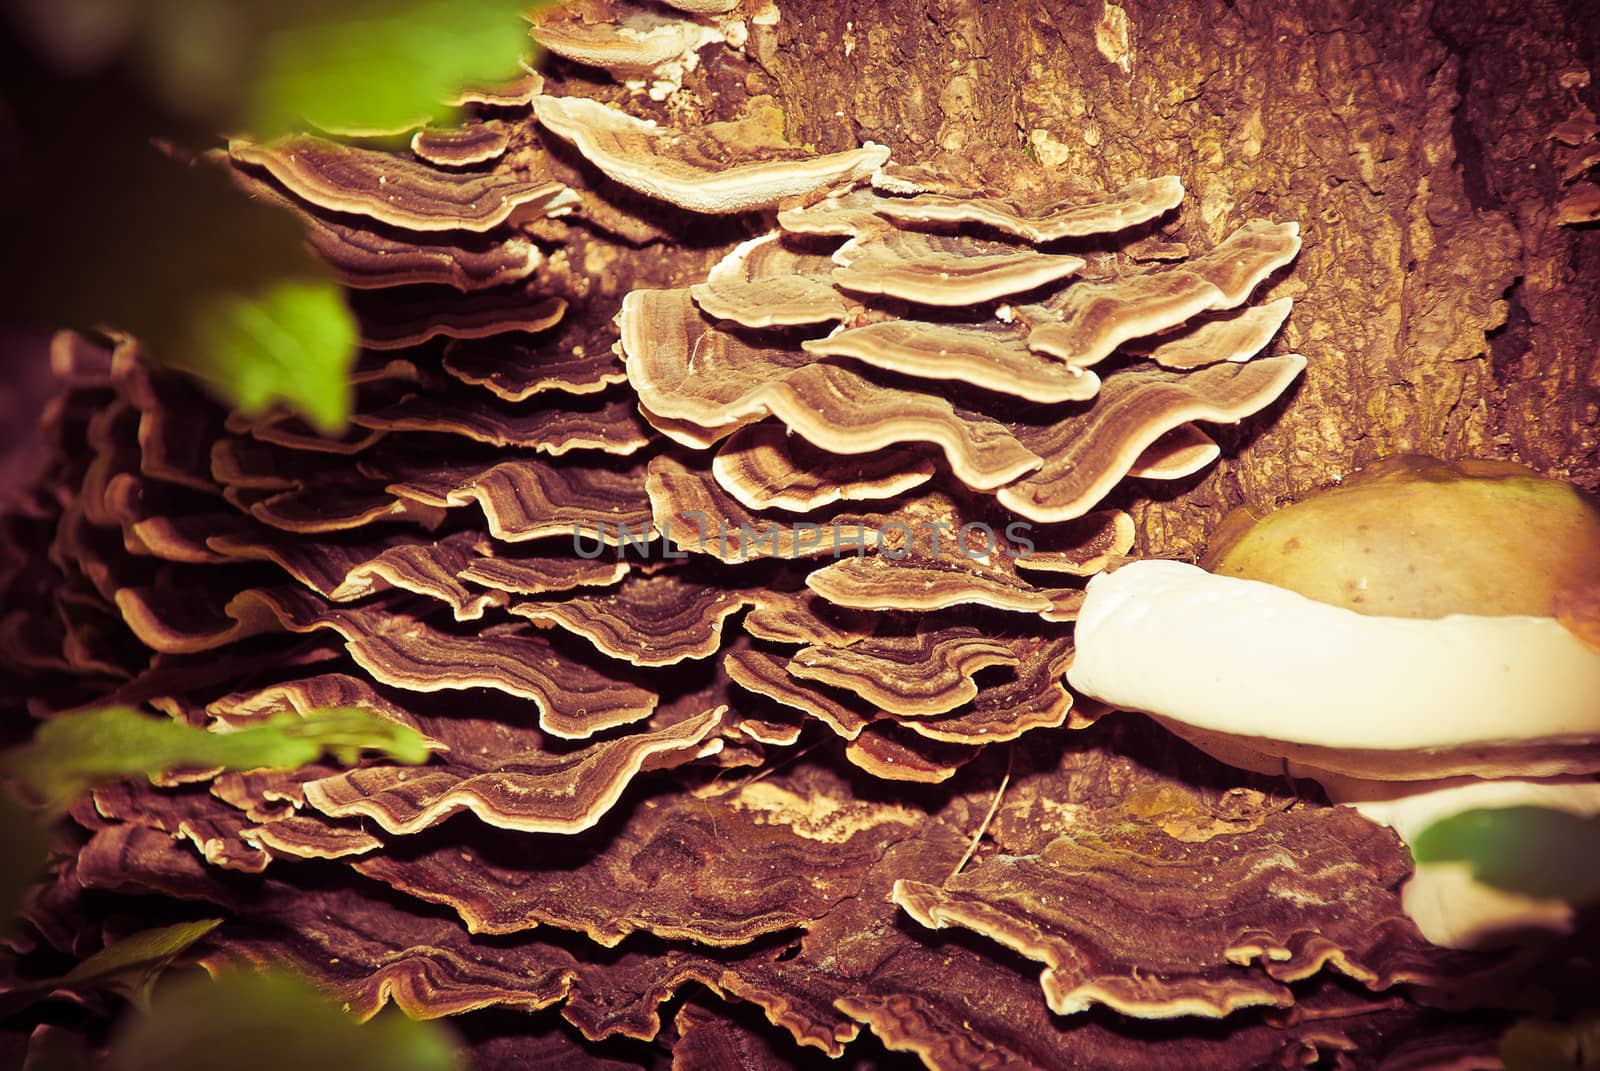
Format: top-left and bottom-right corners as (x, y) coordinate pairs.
(805, 556), (1062, 615)
(530, 10), (721, 77)
(787, 627), (1021, 716)
(227, 164), (541, 292)
(725, 644), (874, 739)
(442, 333), (630, 401)
(776, 186), (892, 236)
(443, 70), (544, 107)
(458, 555), (627, 598)
(623, 289), (1043, 488)
(509, 572), (751, 666)
(533, 95), (890, 213)
(711, 423), (935, 511)
(844, 722), (980, 782)
(832, 229), (1087, 306)
(1200, 454), (1600, 620)
(410, 122), (511, 168)
(742, 587), (871, 647)
(1026, 269), (1226, 368)
(900, 632), (1082, 742)
(1027, 221), (1299, 367)
(645, 454), (885, 562)
(381, 456), (652, 545)
(996, 356), (1307, 522)
(1010, 509), (1136, 576)
(229, 134), (573, 232)
(307, 706), (723, 835)
(1138, 297), (1295, 370)
(802, 319), (1102, 403)
(621, 287), (812, 436)
(353, 290), (567, 350)
(655, 0), (739, 12)
(351, 388), (651, 455)
(1184, 220), (1302, 305)
(873, 175), (1185, 243)
(1126, 423), (1221, 479)
(690, 234), (851, 328)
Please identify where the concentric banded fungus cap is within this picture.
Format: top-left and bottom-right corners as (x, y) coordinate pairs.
(1067, 456), (1600, 786)
(533, 95), (890, 213)
(529, 5), (724, 96)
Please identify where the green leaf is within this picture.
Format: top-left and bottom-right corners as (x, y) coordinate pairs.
(14, 144), (358, 433)
(93, 154), (358, 433)
(244, 0), (536, 136)
(2, 706), (431, 812)
(108, 971), (461, 1071)
(56, 921), (222, 1006)
(180, 275), (356, 432)
(8, 1), (551, 433)
(1410, 806), (1600, 903)
(1501, 1015), (1600, 1071)
(0, 920), (221, 1015)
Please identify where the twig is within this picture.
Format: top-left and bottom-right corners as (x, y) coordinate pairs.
(949, 745), (1012, 882)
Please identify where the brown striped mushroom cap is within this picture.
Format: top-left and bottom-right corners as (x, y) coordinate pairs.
(0, 9), (1526, 1069)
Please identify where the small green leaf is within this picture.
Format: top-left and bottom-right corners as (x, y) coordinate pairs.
(0, 920), (221, 1015)
(244, 0), (536, 136)
(180, 276), (356, 432)
(109, 971), (460, 1071)
(1410, 806), (1600, 904)
(1501, 1015), (1600, 1071)
(2, 706), (430, 812)
(15, 144), (358, 433)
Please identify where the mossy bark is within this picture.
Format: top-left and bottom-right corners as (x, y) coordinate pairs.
(716, 0), (1599, 555)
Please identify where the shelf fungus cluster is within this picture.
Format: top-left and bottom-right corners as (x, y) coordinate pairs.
(0, 17), (1536, 1070)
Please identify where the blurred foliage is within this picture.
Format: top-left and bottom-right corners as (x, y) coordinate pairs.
(182, 271), (358, 433)
(0, 1), (533, 1063)
(108, 970), (461, 1071)
(245, 1), (536, 137)
(1501, 1015), (1600, 1071)
(1, 705), (431, 812)
(1411, 806), (1600, 903)
(0, 920), (220, 1016)
(0, 793), (52, 936)
(1, 0), (539, 430)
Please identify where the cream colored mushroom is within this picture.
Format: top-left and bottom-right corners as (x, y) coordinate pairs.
(1066, 455), (1600, 948)
(1066, 558), (1600, 784)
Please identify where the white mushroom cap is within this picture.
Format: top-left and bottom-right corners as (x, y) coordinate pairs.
(1066, 559), (1600, 781)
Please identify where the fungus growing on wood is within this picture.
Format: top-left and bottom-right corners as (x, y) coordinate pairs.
(409, 122), (512, 168)
(1, 9), (1534, 1067)
(530, 6), (724, 96)
(533, 95), (890, 212)
(229, 134), (575, 231)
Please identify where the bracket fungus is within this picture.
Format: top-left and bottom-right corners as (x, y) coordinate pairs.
(0, 5), (1551, 1068)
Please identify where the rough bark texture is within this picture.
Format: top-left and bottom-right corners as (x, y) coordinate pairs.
(706, 0), (1599, 555)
